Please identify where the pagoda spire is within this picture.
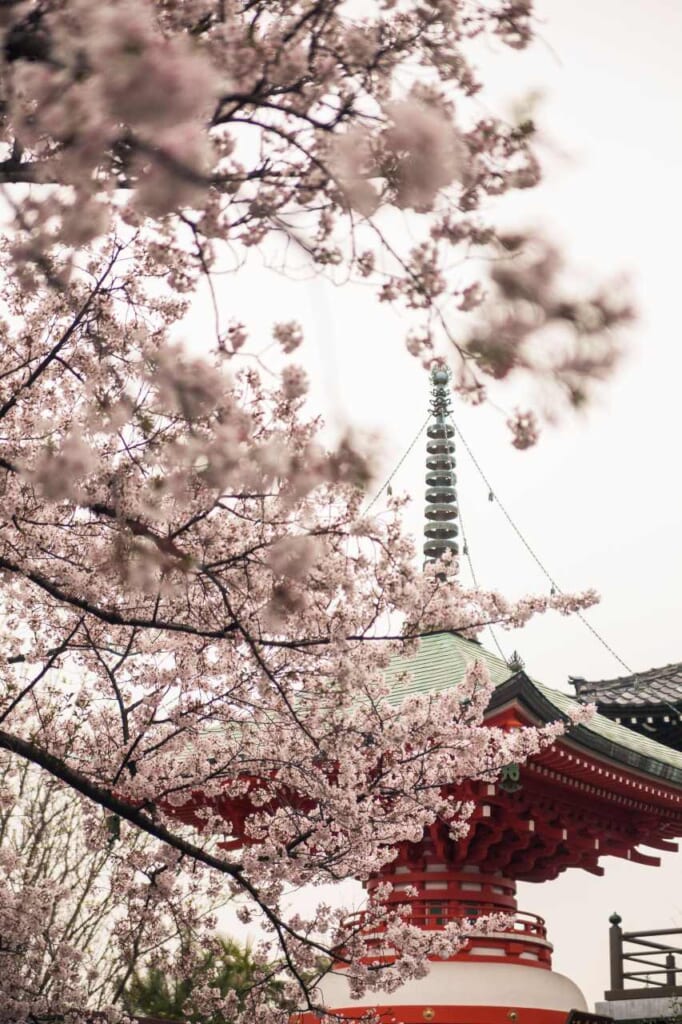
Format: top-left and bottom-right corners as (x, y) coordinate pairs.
(424, 365), (459, 563)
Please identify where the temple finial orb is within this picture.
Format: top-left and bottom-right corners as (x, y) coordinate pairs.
(431, 365), (450, 386)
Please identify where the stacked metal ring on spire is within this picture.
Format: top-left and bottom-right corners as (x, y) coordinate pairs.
(424, 367), (458, 562)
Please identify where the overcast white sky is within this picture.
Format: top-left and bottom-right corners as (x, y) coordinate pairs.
(205, 0), (682, 1006)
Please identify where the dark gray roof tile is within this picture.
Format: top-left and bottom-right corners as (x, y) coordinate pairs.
(572, 662), (682, 707)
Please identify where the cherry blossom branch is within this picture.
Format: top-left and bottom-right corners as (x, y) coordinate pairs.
(0, 727), (354, 1003)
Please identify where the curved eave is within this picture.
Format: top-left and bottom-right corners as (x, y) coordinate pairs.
(488, 672), (682, 789)
(596, 700), (682, 716)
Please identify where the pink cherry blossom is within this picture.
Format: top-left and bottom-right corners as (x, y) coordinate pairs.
(0, 3), (622, 1020)
(0, 0), (630, 425)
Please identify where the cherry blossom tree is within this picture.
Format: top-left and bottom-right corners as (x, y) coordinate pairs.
(0, 1), (619, 1021)
(0, 296), (595, 1018)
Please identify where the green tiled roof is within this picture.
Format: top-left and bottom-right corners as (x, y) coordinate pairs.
(387, 632), (511, 703)
(386, 632), (682, 779)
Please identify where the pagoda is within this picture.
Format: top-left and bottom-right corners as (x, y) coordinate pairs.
(317, 368), (682, 1024)
(171, 368), (682, 1024)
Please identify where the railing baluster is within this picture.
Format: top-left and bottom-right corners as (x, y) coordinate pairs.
(666, 952), (677, 988)
(609, 914), (624, 992)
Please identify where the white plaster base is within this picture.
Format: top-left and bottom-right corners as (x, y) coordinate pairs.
(320, 961), (587, 1013)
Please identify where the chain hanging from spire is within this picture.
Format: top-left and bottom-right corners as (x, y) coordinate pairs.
(424, 365), (459, 564)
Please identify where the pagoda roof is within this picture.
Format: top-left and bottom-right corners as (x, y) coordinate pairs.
(386, 632), (682, 786)
(571, 662), (682, 707)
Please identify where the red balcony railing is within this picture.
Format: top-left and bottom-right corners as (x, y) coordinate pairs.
(340, 899), (552, 968)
